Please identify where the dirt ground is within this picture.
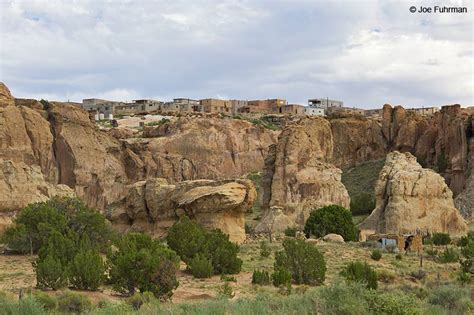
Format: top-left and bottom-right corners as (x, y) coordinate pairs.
(0, 239), (468, 305)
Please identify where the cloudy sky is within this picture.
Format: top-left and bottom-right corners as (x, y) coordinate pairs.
(0, 0), (472, 108)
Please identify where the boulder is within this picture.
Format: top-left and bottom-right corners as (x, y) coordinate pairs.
(257, 117), (350, 233)
(109, 178), (257, 244)
(322, 233), (345, 243)
(359, 151), (467, 237)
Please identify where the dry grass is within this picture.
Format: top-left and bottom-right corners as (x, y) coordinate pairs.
(0, 239), (470, 306)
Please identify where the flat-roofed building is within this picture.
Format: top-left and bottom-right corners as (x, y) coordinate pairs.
(133, 99), (163, 113)
(241, 98), (287, 114)
(173, 98), (201, 113)
(229, 99), (247, 115)
(200, 98), (232, 114)
(277, 104), (306, 116)
(304, 107), (325, 116)
(308, 98), (343, 109)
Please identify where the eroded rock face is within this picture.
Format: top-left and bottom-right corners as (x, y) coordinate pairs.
(359, 151), (467, 236)
(108, 178), (256, 243)
(48, 102), (130, 210)
(124, 117), (279, 183)
(0, 159), (74, 230)
(0, 83), (14, 107)
(257, 117), (350, 233)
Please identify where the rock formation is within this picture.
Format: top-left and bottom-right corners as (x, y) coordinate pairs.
(359, 151), (467, 238)
(124, 117), (278, 183)
(257, 117), (350, 233)
(108, 178), (256, 243)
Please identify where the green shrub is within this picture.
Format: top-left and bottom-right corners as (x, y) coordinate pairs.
(457, 271), (471, 284)
(68, 239), (105, 290)
(431, 233), (451, 246)
(304, 205), (357, 241)
(1, 197), (113, 254)
(459, 237), (474, 274)
(377, 269), (396, 284)
(437, 247), (459, 263)
(0, 225), (31, 254)
(371, 249), (382, 261)
(217, 283), (234, 299)
(341, 261), (377, 289)
(166, 216), (207, 264)
(252, 270), (270, 285)
(284, 227), (297, 237)
(271, 268), (292, 287)
(32, 291), (57, 311)
(204, 229), (242, 274)
(350, 193), (375, 216)
(34, 230), (75, 290)
(274, 238), (326, 285)
(428, 285), (474, 314)
(319, 282), (369, 314)
(188, 254), (213, 279)
(220, 275), (237, 282)
(364, 289), (422, 315)
(395, 253), (403, 260)
(125, 291), (156, 310)
(167, 218), (242, 275)
(410, 269), (426, 280)
(57, 291), (92, 314)
(259, 240), (271, 258)
(108, 233), (179, 299)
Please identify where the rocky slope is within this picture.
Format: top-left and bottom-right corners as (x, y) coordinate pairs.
(109, 178), (256, 243)
(359, 151), (467, 238)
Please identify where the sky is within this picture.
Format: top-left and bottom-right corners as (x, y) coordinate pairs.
(0, 0), (473, 109)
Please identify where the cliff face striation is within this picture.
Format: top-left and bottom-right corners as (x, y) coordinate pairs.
(256, 117), (350, 233)
(123, 117), (279, 183)
(359, 151), (467, 238)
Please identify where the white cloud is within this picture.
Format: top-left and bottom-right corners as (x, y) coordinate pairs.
(0, 0), (472, 108)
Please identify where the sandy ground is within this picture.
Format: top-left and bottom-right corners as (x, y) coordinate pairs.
(0, 240), (469, 305)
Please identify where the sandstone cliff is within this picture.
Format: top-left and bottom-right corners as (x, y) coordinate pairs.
(123, 117), (278, 183)
(257, 117), (350, 233)
(359, 151), (467, 238)
(109, 178), (256, 243)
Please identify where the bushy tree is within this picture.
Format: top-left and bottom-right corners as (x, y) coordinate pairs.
(304, 205), (357, 241)
(203, 229), (242, 274)
(271, 268), (292, 287)
(341, 261), (377, 289)
(2, 197), (114, 254)
(35, 254), (68, 290)
(167, 217), (242, 275)
(188, 254), (213, 279)
(166, 216), (207, 264)
(108, 233), (179, 299)
(274, 238), (326, 285)
(68, 238), (105, 290)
